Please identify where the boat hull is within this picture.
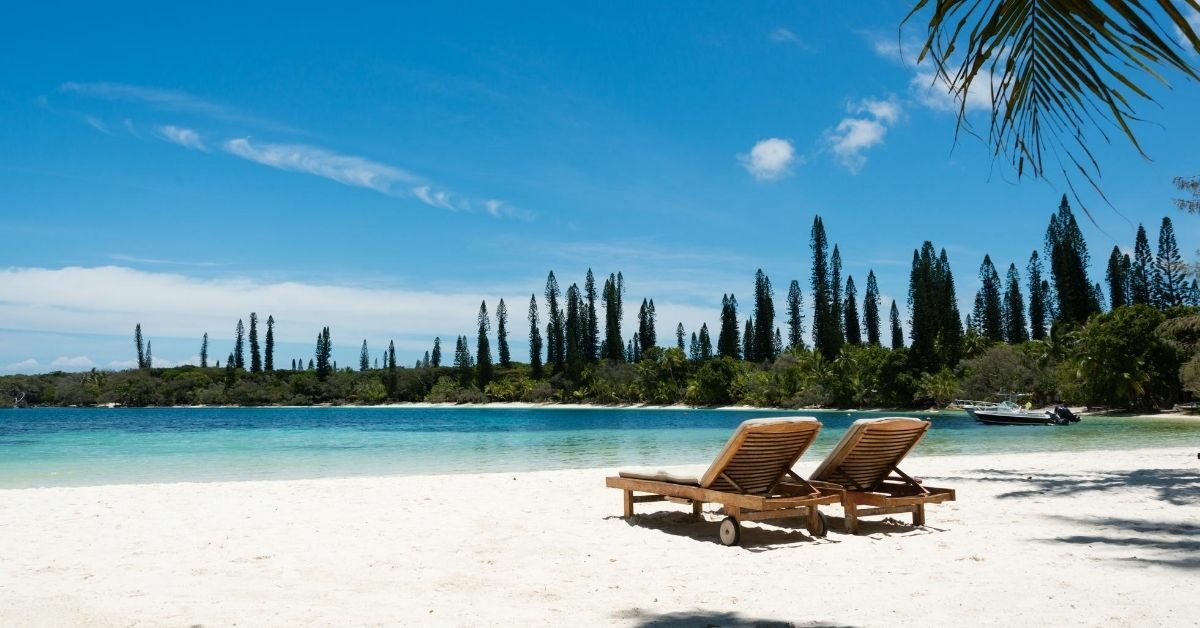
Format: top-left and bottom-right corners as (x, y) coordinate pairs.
(967, 408), (1059, 426)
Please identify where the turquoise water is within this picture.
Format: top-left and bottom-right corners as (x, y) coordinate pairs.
(1, 406), (1197, 488)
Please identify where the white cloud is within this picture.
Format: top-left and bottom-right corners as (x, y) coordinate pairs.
(768, 28), (808, 49)
(825, 98), (903, 173)
(156, 125), (207, 151)
(910, 70), (993, 113)
(738, 138), (797, 181)
(5, 359), (38, 371)
(84, 116), (112, 135)
(224, 138), (420, 195)
(58, 81), (296, 132)
(51, 356), (95, 368)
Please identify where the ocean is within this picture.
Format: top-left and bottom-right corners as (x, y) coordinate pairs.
(1, 406), (1196, 488)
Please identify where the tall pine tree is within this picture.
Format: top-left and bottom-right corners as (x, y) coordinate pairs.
(1045, 195), (1095, 323)
(496, 299), (511, 368)
(810, 217), (840, 359)
(431, 337), (442, 367)
(264, 316), (275, 371)
(863, 271), (881, 346)
(1106, 246), (1129, 309)
(978, 255), (1004, 342)
(1155, 216), (1188, 308)
(1027, 250), (1048, 340)
(249, 313), (262, 373)
(786, 279), (805, 350)
(699, 323), (713, 360)
(717, 294), (741, 359)
(584, 269), (599, 363)
(1003, 263), (1029, 343)
(1131, 224), (1155, 306)
(831, 245), (844, 345)
(752, 269), (776, 361)
(359, 340), (370, 371)
(135, 324), (145, 369)
(528, 295), (544, 378)
(602, 275), (623, 362)
(476, 301), (492, 389)
(565, 285), (583, 376)
(743, 318), (755, 362)
(676, 323), (685, 351)
(200, 332), (209, 368)
(843, 276), (862, 345)
(545, 272), (565, 373)
(889, 300), (904, 349)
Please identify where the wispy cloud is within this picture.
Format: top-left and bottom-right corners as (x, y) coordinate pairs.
(84, 115), (113, 135)
(224, 138), (418, 195)
(737, 138), (798, 181)
(5, 358), (38, 371)
(108, 254), (226, 268)
(58, 81), (294, 132)
(825, 98), (903, 173)
(768, 28), (809, 49)
(861, 32), (993, 115)
(156, 125), (207, 151)
(51, 355), (95, 368)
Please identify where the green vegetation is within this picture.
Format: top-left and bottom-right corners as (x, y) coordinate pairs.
(5, 197), (1200, 412)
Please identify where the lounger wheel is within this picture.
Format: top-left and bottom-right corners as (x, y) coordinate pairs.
(809, 511), (829, 538)
(719, 517), (741, 546)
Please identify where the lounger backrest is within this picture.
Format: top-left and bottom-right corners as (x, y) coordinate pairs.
(698, 417), (821, 494)
(810, 418), (930, 491)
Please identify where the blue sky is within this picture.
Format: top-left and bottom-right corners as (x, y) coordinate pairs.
(2, 2), (1198, 372)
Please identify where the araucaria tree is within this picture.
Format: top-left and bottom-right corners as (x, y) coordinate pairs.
(1045, 195), (1095, 324)
(908, 242), (963, 372)
(843, 276), (861, 345)
(786, 279), (805, 350)
(675, 323), (686, 351)
(752, 269), (776, 361)
(636, 298), (657, 356)
(528, 295), (543, 378)
(1106, 246), (1129, 309)
(454, 336), (472, 387)
(315, 327), (332, 380)
(717, 294), (741, 359)
(1155, 217), (1188, 308)
(200, 332), (209, 368)
(476, 301), (492, 389)
(977, 255), (1004, 342)
(1027, 251), (1048, 340)
(264, 316), (275, 371)
(743, 319), (755, 362)
(584, 269), (599, 363)
(431, 337), (442, 367)
(699, 323), (713, 359)
(544, 272), (565, 373)
(234, 319), (246, 370)
(889, 300), (904, 349)
(135, 324), (146, 369)
(1131, 224), (1155, 306)
(863, 271), (881, 346)
(249, 313), (262, 373)
(496, 299), (511, 368)
(602, 274), (624, 361)
(565, 285), (583, 376)
(359, 340), (370, 371)
(1003, 263), (1028, 344)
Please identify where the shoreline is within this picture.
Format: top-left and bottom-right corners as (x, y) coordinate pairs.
(2, 446), (1196, 625)
(12, 399), (1199, 420)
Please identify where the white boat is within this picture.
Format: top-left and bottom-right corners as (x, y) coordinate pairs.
(967, 401), (1080, 426)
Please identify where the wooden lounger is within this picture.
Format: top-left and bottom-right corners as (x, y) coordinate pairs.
(605, 418), (843, 546)
(810, 417), (956, 534)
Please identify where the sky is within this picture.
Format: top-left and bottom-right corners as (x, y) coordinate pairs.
(2, 2), (1199, 373)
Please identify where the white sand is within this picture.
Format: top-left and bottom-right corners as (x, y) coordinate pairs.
(1, 447), (1197, 627)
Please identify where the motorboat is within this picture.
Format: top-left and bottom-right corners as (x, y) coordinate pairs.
(967, 401), (1080, 426)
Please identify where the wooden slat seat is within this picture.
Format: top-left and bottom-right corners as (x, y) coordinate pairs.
(810, 418), (956, 534)
(608, 418), (843, 546)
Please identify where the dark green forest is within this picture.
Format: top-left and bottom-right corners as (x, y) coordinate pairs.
(5, 197), (1200, 412)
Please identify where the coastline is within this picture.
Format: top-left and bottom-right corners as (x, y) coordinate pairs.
(2, 446), (1196, 626)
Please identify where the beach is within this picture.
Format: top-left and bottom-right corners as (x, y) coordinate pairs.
(1, 446), (1196, 627)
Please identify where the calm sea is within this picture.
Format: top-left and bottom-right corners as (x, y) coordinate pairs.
(1, 406), (1197, 488)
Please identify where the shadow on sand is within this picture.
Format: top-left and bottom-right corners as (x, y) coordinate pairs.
(1040, 515), (1200, 570)
(938, 466), (1200, 505)
(615, 609), (856, 628)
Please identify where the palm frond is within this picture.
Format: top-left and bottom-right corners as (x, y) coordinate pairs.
(906, 0), (1200, 214)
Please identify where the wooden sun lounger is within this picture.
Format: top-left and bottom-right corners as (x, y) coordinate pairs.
(605, 418), (843, 546)
(810, 417), (956, 534)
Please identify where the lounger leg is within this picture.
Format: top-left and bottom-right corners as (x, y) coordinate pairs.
(845, 503), (859, 534)
(806, 506), (820, 533)
(623, 490), (633, 517)
(692, 500), (703, 517)
(913, 503), (925, 527)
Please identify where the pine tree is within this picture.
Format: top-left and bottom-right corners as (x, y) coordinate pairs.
(1106, 246), (1129, 309)
(773, 328), (783, 356)
(359, 340), (370, 371)
(264, 316), (275, 371)
(1155, 216), (1188, 308)
(528, 294), (544, 378)
(908, 243), (963, 371)
(843, 276), (862, 345)
(1189, 279), (1200, 307)
(637, 298), (652, 356)
(863, 271), (881, 346)
(978, 255), (1004, 342)
(476, 301), (492, 389)
(689, 331), (700, 360)
(224, 353), (236, 387)
(1131, 224), (1155, 306)
(545, 272), (565, 373)
(248, 313), (261, 373)
(831, 245), (845, 344)
(786, 279), (805, 350)
(717, 294), (741, 359)
(308, 358), (314, 370)
(1003, 263), (1029, 343)
(387, 340), (397, 396)
(234, 319), (246, 370)
(423, 351), (430, 368)
(1027, 250), (1048, 340)
(431, 337), (442, 367)
(971, 291), (985, 334)
(584, 269), (599, 363)
(1045, 195), (1095, 323)
(810, 216), (834, 358)
(454, 336), (472, 387)
(496, 299), (511, 368)
(291, 359), (296, 370)
(743, 318), (755, 362)
(135, 324), (146, 369)
(1091, 282), (1107, 312)
(625, 338), (634, 362)
(602, 276), (623, 362)
(145, 341), (152, 368)
(676, 323), (685, 351)
(699, 323), (713, 359)
(751, 269), (776, 361)
(565, 285), (583, 376)
(200, 332), (209, 368)
(889, 300), (904, 349)
(314, 328), (330, 380)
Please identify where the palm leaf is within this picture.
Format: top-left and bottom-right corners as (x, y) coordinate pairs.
(905, 0), (1200, 215)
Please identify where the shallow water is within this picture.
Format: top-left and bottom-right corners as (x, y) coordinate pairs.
(1, 406), (1197, 488)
